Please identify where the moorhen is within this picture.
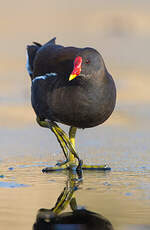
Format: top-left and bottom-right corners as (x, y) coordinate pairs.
(26, 37), (116, 172)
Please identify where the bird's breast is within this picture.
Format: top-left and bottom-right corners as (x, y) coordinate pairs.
(50, 78), (116, 128)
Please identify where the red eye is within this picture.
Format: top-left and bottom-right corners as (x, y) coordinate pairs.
(85, 59), (90, 64)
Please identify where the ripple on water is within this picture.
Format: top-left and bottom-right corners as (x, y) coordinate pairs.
(0, 181), (29, 188)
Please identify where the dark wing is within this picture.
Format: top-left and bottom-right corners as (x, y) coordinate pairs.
(32, 40), (81, 79)
(26, 37), (56, 79)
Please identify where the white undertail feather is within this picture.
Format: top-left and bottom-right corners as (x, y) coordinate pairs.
(26, 50), (33, 76)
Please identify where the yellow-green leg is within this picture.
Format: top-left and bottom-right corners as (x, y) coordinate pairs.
(37, 117), (70, 171)
(46, 122), (82, 170)
(68, 126), (110, 171)
(35, 171), (81, 223)
(37, 117), (82, 172)
(37, 117), (110, 172)
(51, 123), (83, 171)
(52, 170), (81, 214)
(69, 127), (77, 164)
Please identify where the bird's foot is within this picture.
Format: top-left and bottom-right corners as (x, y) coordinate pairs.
(82, 163), (111, 171)
(56, 160), (78, 170)
(42, 160), (79, 173)
(56, 160), (69, 167)
(42, 164), (68, 172)
(42, 162), (110, 173)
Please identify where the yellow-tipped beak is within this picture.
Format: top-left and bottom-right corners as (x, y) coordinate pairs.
(69, 74), (77, 81)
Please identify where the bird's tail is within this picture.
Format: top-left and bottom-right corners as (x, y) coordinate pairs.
(26, 42), (41, 79)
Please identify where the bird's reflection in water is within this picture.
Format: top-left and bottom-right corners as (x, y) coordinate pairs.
(33, 171), (114, 230)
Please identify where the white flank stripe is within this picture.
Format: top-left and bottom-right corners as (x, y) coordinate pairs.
(46, 73), (57, 77)
(32, 73), (57, 84)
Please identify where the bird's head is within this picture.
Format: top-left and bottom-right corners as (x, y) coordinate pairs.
(69, 48), (104, 81)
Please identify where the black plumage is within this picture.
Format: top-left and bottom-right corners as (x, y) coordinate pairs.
(27, 38), (116, 129)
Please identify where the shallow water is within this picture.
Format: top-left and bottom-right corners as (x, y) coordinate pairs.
(0, 125), (150, 230)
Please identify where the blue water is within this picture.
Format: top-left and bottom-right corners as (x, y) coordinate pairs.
(0, 181), (29, 188)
